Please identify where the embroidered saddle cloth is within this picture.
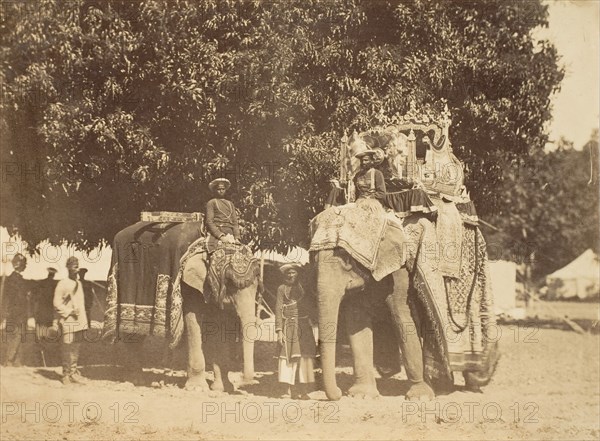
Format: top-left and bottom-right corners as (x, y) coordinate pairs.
(309, 203), (407, 281)
(206, 243), (258, 308)
(403, 217), (498, 384)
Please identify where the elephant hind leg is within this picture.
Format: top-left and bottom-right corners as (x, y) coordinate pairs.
(387, 269), (435, 401)
(210, 331), (235, 393)
(210, 363), (234, 393)
(209, 312), (235, 394)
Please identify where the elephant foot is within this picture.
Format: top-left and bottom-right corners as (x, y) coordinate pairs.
(406, 381), (435, 402)
(463, 372), (484, 393)
(184, 375), (209, 392)
(325, 386), (343, 401)
(211, 378), (235, 394)
(348, 383), (380, 399)
(291, 383), (312, 400)
(237, 376), (259, 387)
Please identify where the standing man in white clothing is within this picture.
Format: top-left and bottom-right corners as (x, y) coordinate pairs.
(53, 256), (88, 385)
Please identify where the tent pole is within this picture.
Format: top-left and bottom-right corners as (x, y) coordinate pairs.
(530, 295), (586, 334)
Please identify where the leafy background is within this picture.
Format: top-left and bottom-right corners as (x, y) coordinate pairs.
(1, 0), (596, 277)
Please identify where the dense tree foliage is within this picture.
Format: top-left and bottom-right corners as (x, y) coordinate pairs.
(1, 0), (564, 253)
(488, 130), (599, 278)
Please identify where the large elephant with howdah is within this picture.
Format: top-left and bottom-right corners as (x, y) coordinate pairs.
(103, 220), (260, 392)
(310, 204), (499, 401)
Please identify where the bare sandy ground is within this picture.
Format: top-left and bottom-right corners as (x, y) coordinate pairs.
(1, 325), (599, 440)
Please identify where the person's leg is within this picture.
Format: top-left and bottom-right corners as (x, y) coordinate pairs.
(4, 322), (23, 367)
(61, 331), (74, 384)
(278, 358), (295, 397)
(295, 357), (315, 399)
(69, 331), (87, 383)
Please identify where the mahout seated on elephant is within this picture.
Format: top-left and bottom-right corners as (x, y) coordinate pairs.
(103, 214), (261, 394)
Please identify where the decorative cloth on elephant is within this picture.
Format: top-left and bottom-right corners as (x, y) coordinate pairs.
(455, 200), (480, 226)
(402, 218), (498, 385)
(206, 243), (259, 308)
(430, 197), (463, 279)
(384, 188), (439, 218)
(103, 221), (204, 349)
(309, 203), (406, 281)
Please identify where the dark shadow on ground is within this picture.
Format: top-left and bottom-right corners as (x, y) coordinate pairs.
(237, 372), (280, 397)
(34, 368), (63, 382)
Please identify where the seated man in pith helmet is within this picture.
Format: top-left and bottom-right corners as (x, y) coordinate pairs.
(205, 178), (241, 254)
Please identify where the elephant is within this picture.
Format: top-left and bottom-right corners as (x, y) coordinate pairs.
(310, 209), (498, 402)
(103, 220), (261, 393)
(314, 248), (433, 401)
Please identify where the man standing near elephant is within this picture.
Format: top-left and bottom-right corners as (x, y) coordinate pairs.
(1, 253), (35, 366)
(275, 263), (317, 399)
(205, 178), (241, 253)
(34, 267), (58, 330)
(54, 257), (88, 385)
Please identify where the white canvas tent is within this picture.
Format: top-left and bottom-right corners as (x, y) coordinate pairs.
(489, 260), (526, 318)
(545, 249), (600, 299)
(0, 227), (112, 281)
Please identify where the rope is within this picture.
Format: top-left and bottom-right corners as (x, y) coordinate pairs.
(446, 228), (479, 333)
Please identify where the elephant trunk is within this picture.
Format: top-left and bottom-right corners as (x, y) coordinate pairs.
(240, 314), (256, 382)
(317, 281), (344, 401)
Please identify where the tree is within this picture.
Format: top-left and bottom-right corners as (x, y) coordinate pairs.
(488, 129), (600, 278)
(0, 0), (563, 252)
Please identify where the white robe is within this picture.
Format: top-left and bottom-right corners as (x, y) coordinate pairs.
(53, 278), (88, 334)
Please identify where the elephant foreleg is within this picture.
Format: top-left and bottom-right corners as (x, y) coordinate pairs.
(388, 269), (434, 401)
(209, 310), (235, 393)
(344, 293), (379, 398)
(183, 287), (209, 392)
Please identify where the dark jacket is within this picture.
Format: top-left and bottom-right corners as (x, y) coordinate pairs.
(33, 277), (58, 326)
(2, 272), (31, 323)
(205, 198), (240, 252)
(80, 280), (94, 327)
